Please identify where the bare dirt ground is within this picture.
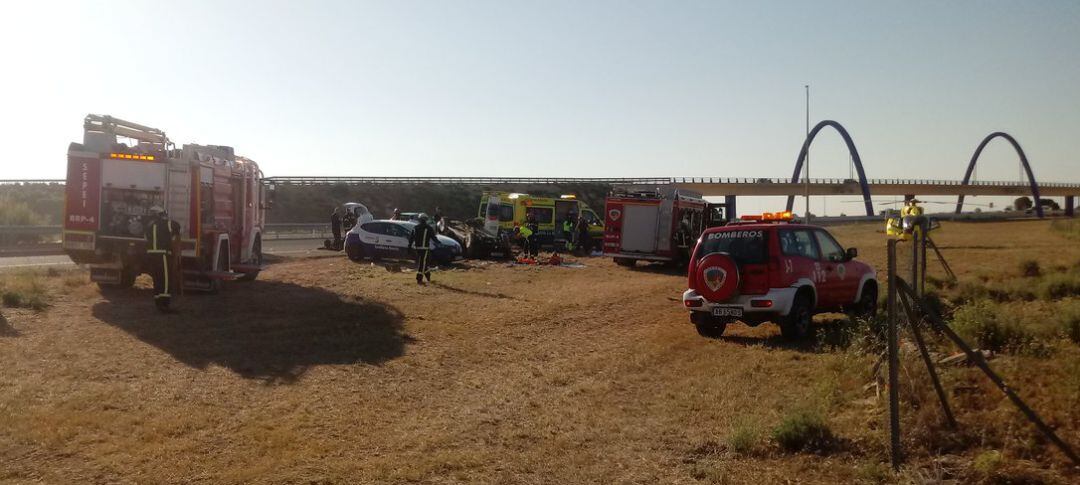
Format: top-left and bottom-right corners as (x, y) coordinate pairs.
(2, 220), (1079, 484)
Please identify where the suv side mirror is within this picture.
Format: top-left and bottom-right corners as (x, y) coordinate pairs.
(846, 247), (858, 260)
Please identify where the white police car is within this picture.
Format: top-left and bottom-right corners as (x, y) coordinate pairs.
(344, 219), (462, 265)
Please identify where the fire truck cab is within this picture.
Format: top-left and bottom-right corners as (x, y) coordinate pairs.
(63, 115), (265, 291)
(603, 186), (723, 266)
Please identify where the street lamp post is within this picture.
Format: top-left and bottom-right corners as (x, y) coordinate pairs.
(804, 85), (811, 222)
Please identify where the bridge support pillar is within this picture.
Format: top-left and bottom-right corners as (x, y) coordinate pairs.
(725, 195), (737, 222)
(1066, 196), (1075, 217)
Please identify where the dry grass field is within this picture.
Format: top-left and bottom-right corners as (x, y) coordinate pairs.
(2, 220), (1079, 484)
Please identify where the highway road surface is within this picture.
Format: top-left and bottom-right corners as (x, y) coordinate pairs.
(0, 238), (329, 270)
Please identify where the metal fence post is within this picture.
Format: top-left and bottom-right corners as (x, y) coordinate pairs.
(887, 239), (902, 469)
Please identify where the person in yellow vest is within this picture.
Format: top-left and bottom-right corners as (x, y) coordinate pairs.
(513, 222), (534, 259)
(144, 206), (181, 312)
(409, 215), (438, 284)
(562, 217), (576, 252)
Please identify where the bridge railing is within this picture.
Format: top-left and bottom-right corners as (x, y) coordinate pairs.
(4, 177), (1079, 188)
(0, 223), (334, 250)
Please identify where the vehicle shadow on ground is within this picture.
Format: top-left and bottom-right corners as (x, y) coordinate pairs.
(91, 280), (411, 384)
(628, 262), (687, 276)
(719, 319), (860, 354)
(0, 313), (18, 337)
(429, 282), (516, 300)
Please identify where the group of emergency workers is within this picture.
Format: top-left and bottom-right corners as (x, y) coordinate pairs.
(137, 200), (596, 311)
(512, 210), (593, 259)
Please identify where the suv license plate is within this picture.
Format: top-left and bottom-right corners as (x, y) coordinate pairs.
(712, 307), (743, 318)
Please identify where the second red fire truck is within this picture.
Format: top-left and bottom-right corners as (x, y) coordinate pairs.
(63, 115), (266, 291)
(603, 186), (724, 267)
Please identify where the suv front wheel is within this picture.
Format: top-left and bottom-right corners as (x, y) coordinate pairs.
(847, 282), (878, 320)
(780, 293), (813, 339)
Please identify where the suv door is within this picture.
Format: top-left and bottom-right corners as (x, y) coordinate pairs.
(777, 228), (823, 300)
(814, 230), (858, 305)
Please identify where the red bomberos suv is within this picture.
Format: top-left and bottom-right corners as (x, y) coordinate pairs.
(681, 212), (877, 339)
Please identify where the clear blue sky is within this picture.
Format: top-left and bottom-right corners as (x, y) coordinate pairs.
(2, 0), (1078, 214)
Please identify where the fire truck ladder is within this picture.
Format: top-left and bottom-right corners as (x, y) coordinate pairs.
(83, 114), (172, 148)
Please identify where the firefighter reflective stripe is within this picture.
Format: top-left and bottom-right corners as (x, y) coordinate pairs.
(413, 226), (433, 250)
(152, 222), (158, 250)
(157, 254), (169, 298)
(417, 249), (429, 275)
(147, 249), (167, 254)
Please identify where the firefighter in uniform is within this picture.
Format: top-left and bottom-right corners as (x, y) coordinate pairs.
(673, 217), (693, 264)
(144, 206), (181, 312)
(409, 215), (438, 284)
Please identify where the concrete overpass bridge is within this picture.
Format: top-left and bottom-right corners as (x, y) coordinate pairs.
(7, 119), (1079, 217)
(258, 175), (1080, 217)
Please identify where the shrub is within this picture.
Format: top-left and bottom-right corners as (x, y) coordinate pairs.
(1051, 219), (1080, 240)
(0, 272), (50, 311)
(1019, 260), (1041, 278)
(1061, 302), (1080, 344)
(994, 280), (1036, 302)
(1038, 273), (1080, 300)
(972, 450), (1003, 477)
(726, 419), (762, 455)
(952, 281), (990, 304)
(951, 301), (1035, 353)
(771, 409), (835, 453)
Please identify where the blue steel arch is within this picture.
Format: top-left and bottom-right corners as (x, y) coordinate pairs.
(785, 120), (874, 216)
(955, 132), (1043, 218)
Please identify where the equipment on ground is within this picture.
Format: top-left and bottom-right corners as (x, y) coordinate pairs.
(63, 115), (266, 291)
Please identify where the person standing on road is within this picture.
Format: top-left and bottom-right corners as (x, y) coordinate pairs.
(576, 213), (591, 255)
(433, 206), (445, 233)
(525, 213), (540, 258)
(144, 206), (181, 312)
(513, 223), (533, 259)
(409, 215), (439, 284)
(330, 207), (342, 250)
(562, 214), (577, 253)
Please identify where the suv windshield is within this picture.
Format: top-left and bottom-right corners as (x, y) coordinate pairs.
(697, 229), (768, 264)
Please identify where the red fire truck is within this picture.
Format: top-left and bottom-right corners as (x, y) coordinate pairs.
(63, 115), (266, 291)
(603, 186), (724, 267)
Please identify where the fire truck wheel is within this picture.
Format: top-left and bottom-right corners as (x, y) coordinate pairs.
(780, 292), (813, 339)
(614, 257), (636, 267)
(208, 241), (228, 294)
(239, 238), (262, 281)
